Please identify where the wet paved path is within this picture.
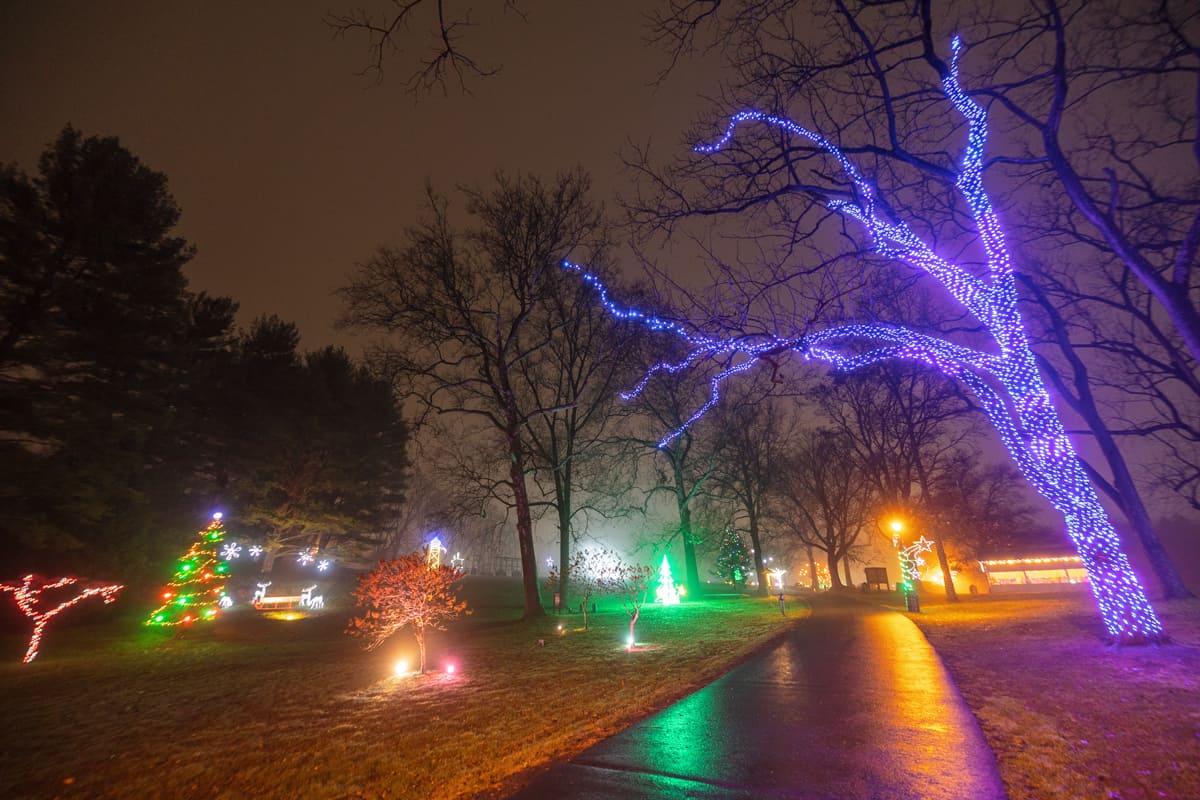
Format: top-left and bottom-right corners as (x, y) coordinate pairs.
(508, 594), (1006, 799)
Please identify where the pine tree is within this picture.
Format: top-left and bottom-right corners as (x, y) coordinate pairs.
(146, 513), (231, 626)
(714, 528), (752, 588)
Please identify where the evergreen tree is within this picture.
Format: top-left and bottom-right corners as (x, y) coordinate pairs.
(713, 528), (752, 588)
(1, 125), (235, 574)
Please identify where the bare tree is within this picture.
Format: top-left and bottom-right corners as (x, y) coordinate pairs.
(818, 361), (977, 599)
(516, 261), (643, 612)
(776, 430), (876, 589)
(339, 171), (604, 619)
(326, 1), (524, 95)
(573, 34), (1166, 642)
(622, 352), (726, 597)
(709, 387), (797, 595)
(637, 0), (1197, 591)
(1020, 270), (1195, 598)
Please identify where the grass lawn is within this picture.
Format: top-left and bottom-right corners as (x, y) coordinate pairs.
(893, 591), (1200, 800)
(0, 577), (803, 799)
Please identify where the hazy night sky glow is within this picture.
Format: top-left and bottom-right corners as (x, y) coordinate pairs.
(0, 1), (717, 351)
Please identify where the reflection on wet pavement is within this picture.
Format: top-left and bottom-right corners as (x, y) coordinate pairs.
(509, 596), (1006, 799)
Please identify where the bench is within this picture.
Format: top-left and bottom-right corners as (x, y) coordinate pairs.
(254, 595), (303, 610)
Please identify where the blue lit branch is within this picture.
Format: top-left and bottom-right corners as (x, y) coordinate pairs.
(566, 36), (1164, 642)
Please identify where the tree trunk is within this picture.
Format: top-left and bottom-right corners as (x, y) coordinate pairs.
(826, 549), (844, 590)
(261, 548), (278, 574)
(556, 479), (572, 612)
(842, 556), (853, 589)
(747, 513), (767, 597)
(980, 355), (1164, 642)
(676, 494), (702, 597)
(628, 606), (639, 648)
(934, 537), (958, 601)
(806, 545), (819, 590)
(505, 421), (543, 619)
(1026, 279), (1194, 600)
(416, 627), (426, 674)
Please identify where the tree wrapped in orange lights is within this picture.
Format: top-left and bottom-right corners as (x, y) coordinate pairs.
(1, 574), (123, 663)
(348, 548), (469, 673)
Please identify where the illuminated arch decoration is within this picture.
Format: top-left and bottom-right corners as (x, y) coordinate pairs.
(566, 37), (1163, 644)
(1, 575), (123, 663)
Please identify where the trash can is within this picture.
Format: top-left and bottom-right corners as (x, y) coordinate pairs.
(904, 591), (921, 613)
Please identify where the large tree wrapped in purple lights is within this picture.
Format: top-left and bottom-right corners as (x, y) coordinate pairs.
(569, 37), (1164, 643)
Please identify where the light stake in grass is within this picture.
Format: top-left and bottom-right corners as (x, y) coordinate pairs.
(1, 574), (123, 663)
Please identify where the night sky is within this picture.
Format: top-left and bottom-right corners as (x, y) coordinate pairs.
(1, 0), (718, 352)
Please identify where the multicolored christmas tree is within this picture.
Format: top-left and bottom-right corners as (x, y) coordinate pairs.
(146, 512), (231, 626)
(655, 555), (681, 605)
(714, 528), (752, 587)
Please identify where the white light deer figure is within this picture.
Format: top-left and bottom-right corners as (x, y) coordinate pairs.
(253, 582), (271, 604)
(567, 37), (1163, 644)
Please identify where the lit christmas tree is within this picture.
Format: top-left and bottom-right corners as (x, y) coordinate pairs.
(655, 555), (681, 605)
(714, 529), (752, 588)
(146, 512), (232, 626)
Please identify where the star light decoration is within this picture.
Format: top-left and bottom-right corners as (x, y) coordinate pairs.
(565, 36), (1163, 643)
(895, 536), (935, 591)
(220, 542), (242, 560)
(1, 575), (123, 663)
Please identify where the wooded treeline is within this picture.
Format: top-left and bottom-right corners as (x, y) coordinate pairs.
(1, 127), (408, 582)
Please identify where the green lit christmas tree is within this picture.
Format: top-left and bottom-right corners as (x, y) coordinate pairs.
(714, 528), (752, 589)
(146, 512), (232, 626)
(655, 555), (681, 605)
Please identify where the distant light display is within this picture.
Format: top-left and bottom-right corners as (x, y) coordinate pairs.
(565, 37), (1163, 643)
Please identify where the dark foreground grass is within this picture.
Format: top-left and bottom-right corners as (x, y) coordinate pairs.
(0, 581), (803, 799)
(897, 592), (1200, 800)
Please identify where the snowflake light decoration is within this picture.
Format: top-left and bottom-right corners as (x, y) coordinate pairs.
(297, 551), (315, 566)
(220, 542), (242, 560)
(566, 36), (1163, 643)
(248, 545), (263, 558)
(317, 559), (331, 572)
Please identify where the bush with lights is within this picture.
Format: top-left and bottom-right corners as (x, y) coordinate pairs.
(348, 547), (470, 674)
